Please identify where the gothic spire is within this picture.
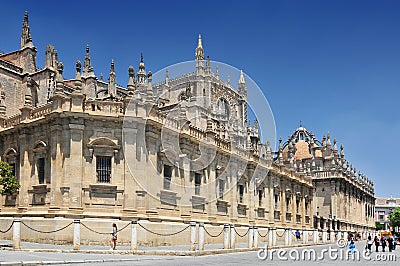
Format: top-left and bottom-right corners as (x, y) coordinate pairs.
(21, 11), (33, 49)
(108, 59), (116, 96)
(239, 70), (245, 84)
(165, 68), (169, 86)
(137, 53), (146, 85)
(127, 66), (135, 93)
(238, 70), (247, 98)
(82, 45), (95, 78)
(195, 34), (204, 61)
(74, 60), (82, 92)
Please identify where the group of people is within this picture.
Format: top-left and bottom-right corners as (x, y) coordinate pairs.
(372, 235), (397, 252)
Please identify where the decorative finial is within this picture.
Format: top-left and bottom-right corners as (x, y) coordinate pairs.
(300, 120), (302, 127)
(140, 52), (143, 63)
(75, 60), (81, 80)
(239, 70), (245, 84)
(197, 34), (202, 48)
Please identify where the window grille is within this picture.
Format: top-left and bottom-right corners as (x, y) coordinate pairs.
(38, 158), (45, 184)
(96, 156), (111, 183)
(194, 173), (201, 195)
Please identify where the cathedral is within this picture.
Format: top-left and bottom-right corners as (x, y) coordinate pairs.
(0, 12), (375, 245)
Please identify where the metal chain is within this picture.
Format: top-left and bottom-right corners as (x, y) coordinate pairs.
(116, 222), (131, 233)
(81, 223), (110, 235)
(138, 223), (190, 237)
(21, 221), (73, 234)
(308, 232), (314, 237)
(234, 227), (249, 238)
(258, 229), (269, 238)
(0, 221), (14, 234)
(204, 226), (224, 238)
(276, 230), (286, 238)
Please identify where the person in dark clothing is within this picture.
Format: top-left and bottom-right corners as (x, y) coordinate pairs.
(381, 236), (387, 252)
(374, 236), (380, 252)
(388, 236), (394, 252)
(366, 236), (373, 252)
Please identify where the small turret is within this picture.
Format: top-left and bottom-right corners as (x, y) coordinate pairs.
(55, 62), (64, 95)
(137, 53), (146, 85)
(108, 59), (116, 96)
(82, 45), (95, 78)
(127, 66), (135, 94)
(74, 60), (82, 92)
(21, 11), (34, 49)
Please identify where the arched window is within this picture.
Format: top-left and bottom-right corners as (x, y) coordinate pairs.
(216, 98), (230, 117)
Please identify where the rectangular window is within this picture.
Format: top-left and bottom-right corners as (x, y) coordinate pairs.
(163, 165), (172, 190)
(286, 196), (291, 212)
(258, 190), (263, 206)
(296, 199), (300, 213)
(96, 156), (111, 183)
(38, 158), (45, 184)
(218, 179), (225, 199)
(274, 194), (279, 209)
(194, 173), (201, 195)
(238, 184), (244, 203)
(305, 201), (309, 213)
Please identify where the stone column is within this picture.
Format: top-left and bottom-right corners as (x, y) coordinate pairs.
(223, 224), (230, 249)
(253, 226), (258, 248)
(248, 226), (254, 248)
(330, 230), (335, 243)
(313, 229), (319, 244)
(18, 130), (30, 211)
(73, 219), (80, 250)
(284, 229), (289, 246)
(190, 221), (197, 251)
(67, 123), (84, 211)
(199, 223), (205, 251)
(49, 124), (62, 211)
(12, 218), (21, 250)
(130, 220), (137, 251)
(268, 227), (275, 247)
(230, 224), (235, 249)
(322, 229), (327, 244)
(303, 229), (308, 244)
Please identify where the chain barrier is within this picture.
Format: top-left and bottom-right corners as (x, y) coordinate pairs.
(21, 221), (73, 234)
(0, 221), (14, 234)
(138, 223), (190, 237)
(308, 232), (314, 237)
(204, 226), (224, 238)
(81, 223), (110, 235)
(234, 227), (249, 238)
(116, 222), (131, 233)
(258, 228), (269, 238)
(276, 229), (286, 238)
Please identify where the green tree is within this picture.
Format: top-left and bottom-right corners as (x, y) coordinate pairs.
(388, 207), (400, 233)
(375, 221), (383, 231)
(0, 161), (20, 195)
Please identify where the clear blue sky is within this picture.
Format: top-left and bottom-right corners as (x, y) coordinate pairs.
(1, 0), (399, 197)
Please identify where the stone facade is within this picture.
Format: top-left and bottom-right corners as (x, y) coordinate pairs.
(0, 13), (375, 245)
(278, 125), (375, 232)
(375, 197), (400, 231)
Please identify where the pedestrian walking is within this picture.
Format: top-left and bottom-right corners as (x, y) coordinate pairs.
(110, 223), (117, 250)
(374, 236), (380, 252)
(381, 236), (387, 252)
(388, 236), (394, 252)
(295, 229), (301, 240)
(366, 235), (373, 252)
(349, 239), (356, 254)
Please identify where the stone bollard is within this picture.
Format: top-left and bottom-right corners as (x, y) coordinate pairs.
(343, 231), (348, 241)
(284, 229), (289, 246)
(253, 226), (258, 248)
(322, 230), (327, 244)
(272, 227), (277, 247)
(223, 224), (230, 249)
(190, 221), (197, 251)
(248, 226), (254, 248)
(330, 231), (336, 244)
(313, 229), (319, 244)
(12, 218), (21, 250)
(303, 229), (308, 244)
(268, 227), (274, 247)
(230, 224), (235, 249)
(288, 228), (292, 246)
(73, 219), (80, 250)
(199, 223), (205, 251)
(131, 220), (137, 251)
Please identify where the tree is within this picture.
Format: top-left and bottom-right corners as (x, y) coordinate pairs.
(388, 207), (400, 234)
(0, 161), (20, 195)
(375, 221), (383, 231)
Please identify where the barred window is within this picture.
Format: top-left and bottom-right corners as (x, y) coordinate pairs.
(238, 184), (244, 203)
(163, 165), (172, 190)
(37, 158), (45, 184)
(218, 179), (225, 199)
(96, 156), (111, 183)
(194, 173), (201, 195)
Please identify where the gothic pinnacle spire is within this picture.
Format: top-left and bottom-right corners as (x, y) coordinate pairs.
(82, 45), (95, 78)
(108, 59), (116, 96)
(238, 70), (245, 84)
(20, 11), (33, 49)
(195, 34), (204, 61)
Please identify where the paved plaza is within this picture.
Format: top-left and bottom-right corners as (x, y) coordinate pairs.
(0, 241), (399, 265)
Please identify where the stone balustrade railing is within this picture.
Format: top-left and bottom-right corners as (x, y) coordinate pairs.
(30, 103), (52, 120)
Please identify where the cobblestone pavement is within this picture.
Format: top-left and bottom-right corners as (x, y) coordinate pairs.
(0, 241), (398, 265)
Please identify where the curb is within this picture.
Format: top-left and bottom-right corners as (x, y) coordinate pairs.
(0, 242), (330, 257)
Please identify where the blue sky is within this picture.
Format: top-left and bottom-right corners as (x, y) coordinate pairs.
(0, 0), (399, 197)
